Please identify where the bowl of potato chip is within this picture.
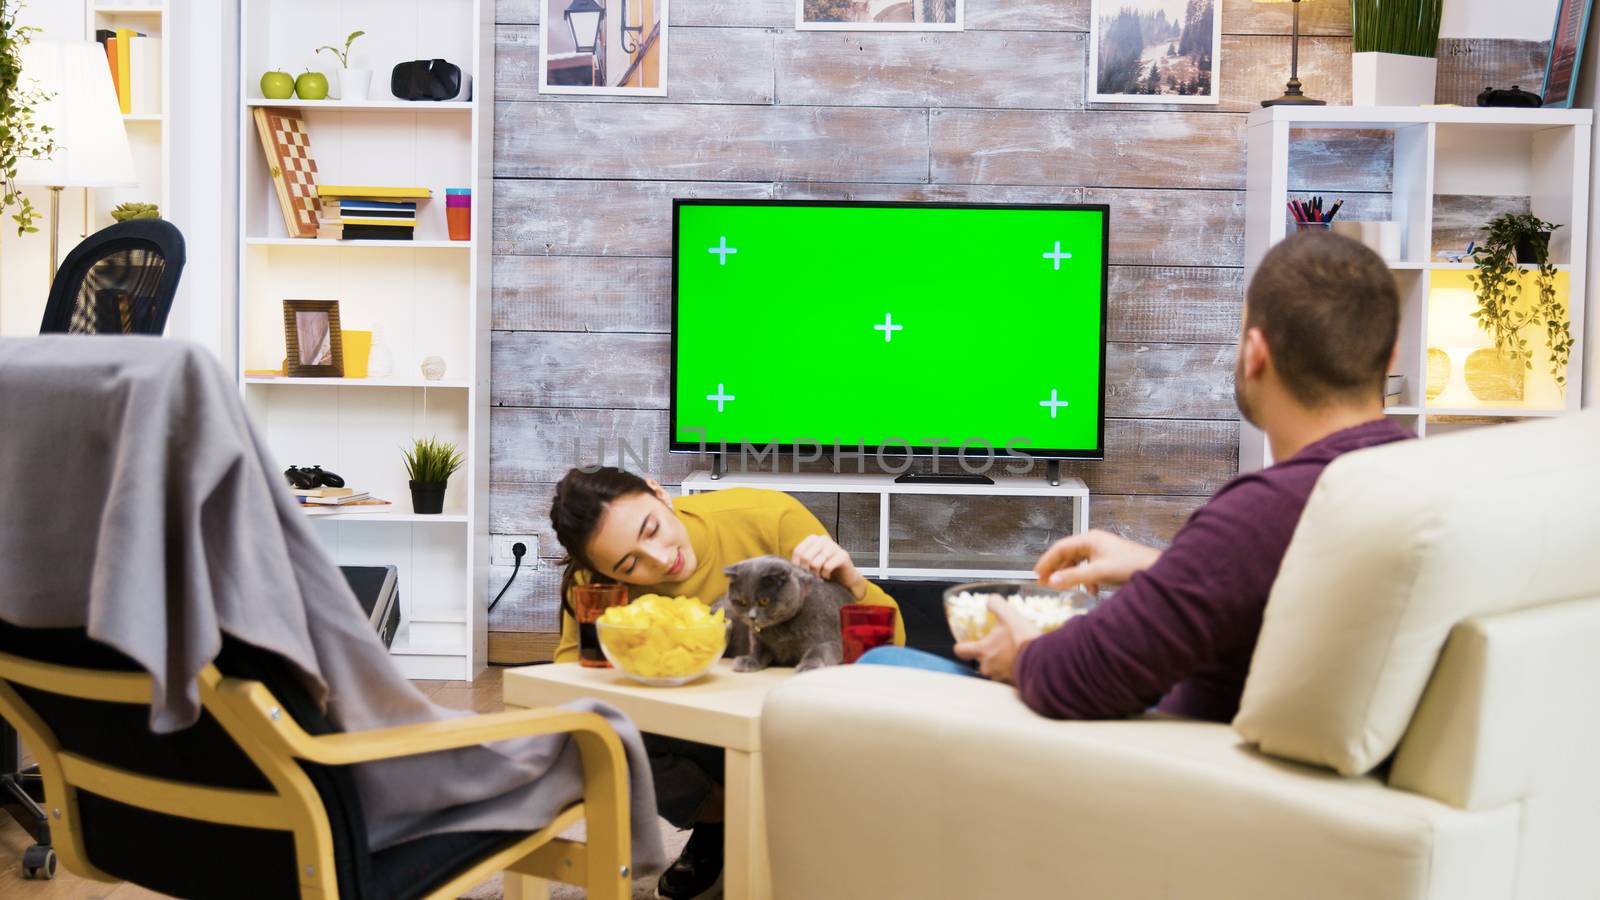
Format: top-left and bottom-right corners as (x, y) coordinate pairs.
(596, 594), (730, 686)
(943, 581), (1096, 644)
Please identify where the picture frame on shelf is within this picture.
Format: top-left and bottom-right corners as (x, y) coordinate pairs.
(1542, 0), (1594, 108)
(796, 0), (963, 31)
(283, 299), (344, 377)
(540, 0), (669, 96)
(1089, 0), (1220, 105)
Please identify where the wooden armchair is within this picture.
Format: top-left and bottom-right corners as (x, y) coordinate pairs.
(0, 623), (632, 899)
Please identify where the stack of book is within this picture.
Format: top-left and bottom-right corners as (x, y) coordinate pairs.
(294, 486), (394, 514)
(95, 28), (161, 115)
(1384, 374), (1406, 408)
(316, 185), (432, 241)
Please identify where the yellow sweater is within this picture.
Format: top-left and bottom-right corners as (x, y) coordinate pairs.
(553, 488), (905, 663)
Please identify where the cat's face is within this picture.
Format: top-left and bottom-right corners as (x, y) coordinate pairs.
(722, 556), (807, 631)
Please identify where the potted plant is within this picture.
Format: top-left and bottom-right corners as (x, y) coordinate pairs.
(0, 0), (57, 235)
(1467, 212), (1574, 393)
(1350, 0), (1443, 106)
(402, 436), (464, 515)
(316, 30), (369, 102)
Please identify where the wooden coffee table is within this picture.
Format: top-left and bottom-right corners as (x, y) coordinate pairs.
(502, 661), (795, 900)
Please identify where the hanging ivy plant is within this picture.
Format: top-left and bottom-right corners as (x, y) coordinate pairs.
(1468, 212), (1573, 392)
(0, 0), (56, 235)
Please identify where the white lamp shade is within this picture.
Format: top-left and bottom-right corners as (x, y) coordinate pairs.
(1428, 288), (1493, 350)
(14, 40), (137, 189)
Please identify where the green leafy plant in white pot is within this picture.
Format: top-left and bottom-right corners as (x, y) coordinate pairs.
(316, 30), (369, 102)
(1350, 0), (1443, 106)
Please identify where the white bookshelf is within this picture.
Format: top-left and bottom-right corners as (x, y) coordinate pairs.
(236, 0), (493, 680)
(85, 1), (169, 229)
(1242, 106), (1593, 471)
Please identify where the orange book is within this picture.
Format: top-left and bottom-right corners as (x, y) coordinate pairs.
(105, 37), (119, 98)
(114, 28), (133, 113)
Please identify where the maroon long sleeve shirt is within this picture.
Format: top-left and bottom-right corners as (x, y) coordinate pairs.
(1013, 418), (1413, 723)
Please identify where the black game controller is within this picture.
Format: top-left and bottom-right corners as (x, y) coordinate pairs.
(1477, 85), (1543, 108)
(285, 465), (346, 489)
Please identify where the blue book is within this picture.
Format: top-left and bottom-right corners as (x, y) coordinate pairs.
(335, 199), (418, 212)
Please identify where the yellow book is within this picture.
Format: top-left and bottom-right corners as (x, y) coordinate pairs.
(114, 28), (133, 113)
(339, 217), (417, 227)
(315, 185), (432, 200)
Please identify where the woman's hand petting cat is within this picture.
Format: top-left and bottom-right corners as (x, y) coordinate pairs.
(953, 595), (1042, 684)
(791, 534), (868, 600)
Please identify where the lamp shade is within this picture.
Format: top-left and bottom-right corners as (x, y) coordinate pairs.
(1429, 288), (1493, 350)
(14, 40), (136, 189)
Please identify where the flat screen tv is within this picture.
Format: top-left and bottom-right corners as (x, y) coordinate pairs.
(671, 199), (1109, 462)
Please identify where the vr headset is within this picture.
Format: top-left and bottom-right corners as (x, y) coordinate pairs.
(391, 59), (473, 102)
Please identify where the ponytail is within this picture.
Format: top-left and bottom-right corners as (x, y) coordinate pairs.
(549, 466), (654, 614)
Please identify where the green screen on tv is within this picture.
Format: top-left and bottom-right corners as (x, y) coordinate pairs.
(672, 200), (1108, 459)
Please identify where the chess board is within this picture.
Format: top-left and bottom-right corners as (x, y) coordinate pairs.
(253, 107), (322, 238)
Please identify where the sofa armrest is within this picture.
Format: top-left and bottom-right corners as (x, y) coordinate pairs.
(760, 666), (1517, 900)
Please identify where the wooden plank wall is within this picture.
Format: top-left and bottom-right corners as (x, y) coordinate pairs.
(485, 0), (1546, 647)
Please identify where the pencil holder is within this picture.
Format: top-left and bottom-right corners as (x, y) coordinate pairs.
(446, 188), (471, 241)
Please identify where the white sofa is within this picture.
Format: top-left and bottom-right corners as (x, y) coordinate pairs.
(761, 409), (1600, 900)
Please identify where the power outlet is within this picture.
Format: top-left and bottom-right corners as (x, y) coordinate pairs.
(491, 534), (538, 567)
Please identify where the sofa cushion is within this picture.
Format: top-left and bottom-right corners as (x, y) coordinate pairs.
(1233, 408), (1600, 776)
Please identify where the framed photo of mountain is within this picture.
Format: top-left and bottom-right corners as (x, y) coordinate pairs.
(1089, 0), (1220, 104)
(1542, 0), (1594, 108)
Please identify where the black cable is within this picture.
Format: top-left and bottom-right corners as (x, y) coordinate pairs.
(487, 542), (525, 614)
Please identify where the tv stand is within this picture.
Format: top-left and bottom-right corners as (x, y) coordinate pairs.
(893, 471), (994, 486)
(681, 470), (1089, 582)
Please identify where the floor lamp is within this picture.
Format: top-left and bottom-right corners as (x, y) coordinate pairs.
(16, 40), (137, 287)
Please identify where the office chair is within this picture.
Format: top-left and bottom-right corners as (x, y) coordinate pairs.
(6, 218), (188, 876)
(37, 218), (185, 335)
(0, 622), (631, 898)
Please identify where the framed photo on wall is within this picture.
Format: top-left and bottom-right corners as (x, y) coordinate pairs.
(1089, 0), (1220, 104)
(1542, 0), (1594, 108)
(540, 0), (669, 96)
(284, 300), (344, 378)
(797, 0), (963, 31)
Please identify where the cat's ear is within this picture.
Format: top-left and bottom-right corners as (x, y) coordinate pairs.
(722, 565), (740, 577)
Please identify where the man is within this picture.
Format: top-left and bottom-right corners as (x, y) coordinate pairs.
(869, 230), (1413, 723)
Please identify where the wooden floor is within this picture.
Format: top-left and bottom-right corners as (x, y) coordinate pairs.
(1, 670), (509, 898)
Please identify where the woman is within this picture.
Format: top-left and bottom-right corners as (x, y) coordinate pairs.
(549, 466), (903, 900)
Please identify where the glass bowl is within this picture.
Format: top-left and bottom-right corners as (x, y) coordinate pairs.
(596, 621), (730, 686)
(943, 581), (1096, 643)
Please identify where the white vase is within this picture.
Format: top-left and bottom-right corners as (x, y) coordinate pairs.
(1351, 52), (1437, 107)
(339, 68), (372, 101)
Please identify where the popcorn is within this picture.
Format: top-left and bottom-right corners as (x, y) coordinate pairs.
(597, 594), (728, 680)
(945, 590), (1088, 643)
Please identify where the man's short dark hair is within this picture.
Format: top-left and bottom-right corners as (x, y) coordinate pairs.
(1245, 230), (1400, 407)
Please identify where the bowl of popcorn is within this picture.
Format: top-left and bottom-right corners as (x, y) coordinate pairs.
(596, 594), (730, 686)
(943, 581), (1096, 643)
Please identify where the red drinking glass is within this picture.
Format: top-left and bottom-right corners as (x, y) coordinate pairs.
(840, 605), (897, 664)
(573, 583), (630, 668)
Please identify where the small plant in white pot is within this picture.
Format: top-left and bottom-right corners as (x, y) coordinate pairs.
(316, 30), (369, 101)
(402, 436), (464, 515)
(1351, 0), (1442, 106)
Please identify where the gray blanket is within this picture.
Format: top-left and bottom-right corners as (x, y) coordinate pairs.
(0, 336), (666, 869)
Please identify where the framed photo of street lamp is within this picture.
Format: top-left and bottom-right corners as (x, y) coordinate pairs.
(540, 0), (669, 96)
(1089, 0), (1220, 104)
(797, 0), (963, 31)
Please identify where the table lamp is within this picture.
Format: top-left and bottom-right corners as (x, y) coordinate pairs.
(14, 40), (137, 285)
(1427, 288), (1493, 408)
(1255, 0), (1326, 106)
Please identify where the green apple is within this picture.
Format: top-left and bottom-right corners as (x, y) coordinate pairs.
(294, 70), (329, 101)
(260, 69), (295, 99)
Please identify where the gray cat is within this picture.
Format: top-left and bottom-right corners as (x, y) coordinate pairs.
(716, 556), (851, 673)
